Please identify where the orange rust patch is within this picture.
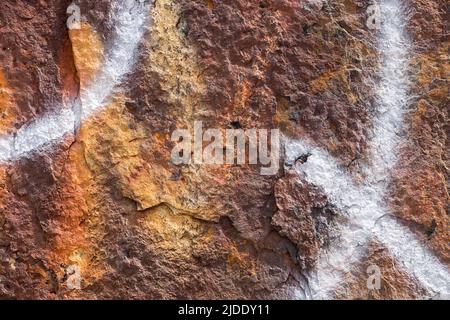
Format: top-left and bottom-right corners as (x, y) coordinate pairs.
(0, 69), (17, 134)
(58, 37), (80, 105)
(43, 136), (106, 292)
(77, 93), (223, 222)
(234, 80), (251, 113)
(204, 0), (214, 10)
(69, 22), (104, 88)
(414, 44), (450, 89)
(275, 96), (301, 138)
(226, 242), (257, 276)
(412, 99), (428, 126)
(309, 66), (358, 104)
(341, 0), (359, 14)
(142, 204), (208, 255)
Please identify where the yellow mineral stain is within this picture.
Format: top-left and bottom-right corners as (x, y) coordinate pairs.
(234, 80), (251, 113)
(275, 96), (296, 137)
(412, 99), (428, 127)
(0, 69), (16, 134)
(414, 44), (449, 89)
(76, 97), (181, 213)
(79, 97), (145, 173)
(70, 1), (219, 231)
(0, 166), (7, 235)
(148, 0), (205, 124)
(341, 0), (359, 14)
(142, 204), (208, 255)
(79, 94), (220, 222)
(102, 0), (217, 219)
(69, 22), (104, 88)
(227, 243), (257, 277)
(204, 0), (214, 10)
(313, 66), (360, 104)
(76, 96), (164, 212)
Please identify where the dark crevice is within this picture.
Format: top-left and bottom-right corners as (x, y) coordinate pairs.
(295, 152), (311, 165)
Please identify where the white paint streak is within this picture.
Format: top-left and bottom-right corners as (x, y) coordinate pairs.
(80, 1), (151, 119)
(0, 0), (151, 162)
(288, 141), (450, 299)
(0, 135), (14, 162)
(287, 141), (382, 299)
(374, 216), (450, 296)
(365, 0), (412, 184)
(14, 108), (76, 159)
(287, 0), (450, 299)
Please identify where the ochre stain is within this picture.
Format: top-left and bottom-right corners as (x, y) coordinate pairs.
(142, 203), (208, 256)
(58, 37), (80, 105)
(69, 22), (104, 88)
(227, 243), (257, 277)
(78, 98), (221, 224)
(148, 0), (205, 125)
(44, 135), (106, 294)
(414, 44), (449, 90)
(275, 96), (296, 137)
(0, 166), (7, 226)
(58, 4), (221, 261)
(412, 99), (428, 127)
(309, 65), (359, 104)
(234, 80), (251, 113)
(0, 69), (17, 134)
(77, 96), (206, 217)
(204, 0), (214, 10)
(77, 96), (159, 211)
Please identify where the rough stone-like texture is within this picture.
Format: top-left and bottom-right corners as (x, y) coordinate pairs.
(390, 0), (449, 264)
(334, 242), (428, 299)
(0, 0), (74, 131)
(0, 0), (448, 299)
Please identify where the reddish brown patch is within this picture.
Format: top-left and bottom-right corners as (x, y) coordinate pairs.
(57, 38), (80, 105)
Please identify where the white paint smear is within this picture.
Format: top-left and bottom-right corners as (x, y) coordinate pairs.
(286, 0), (450, 299)
(287, 141), (450, 299)
(365, 0), (412, 184)
(80, 0), (151, 119)
(0, 0), (151, 162)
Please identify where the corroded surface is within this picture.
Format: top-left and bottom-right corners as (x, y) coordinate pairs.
(0, 0), (448, 299)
